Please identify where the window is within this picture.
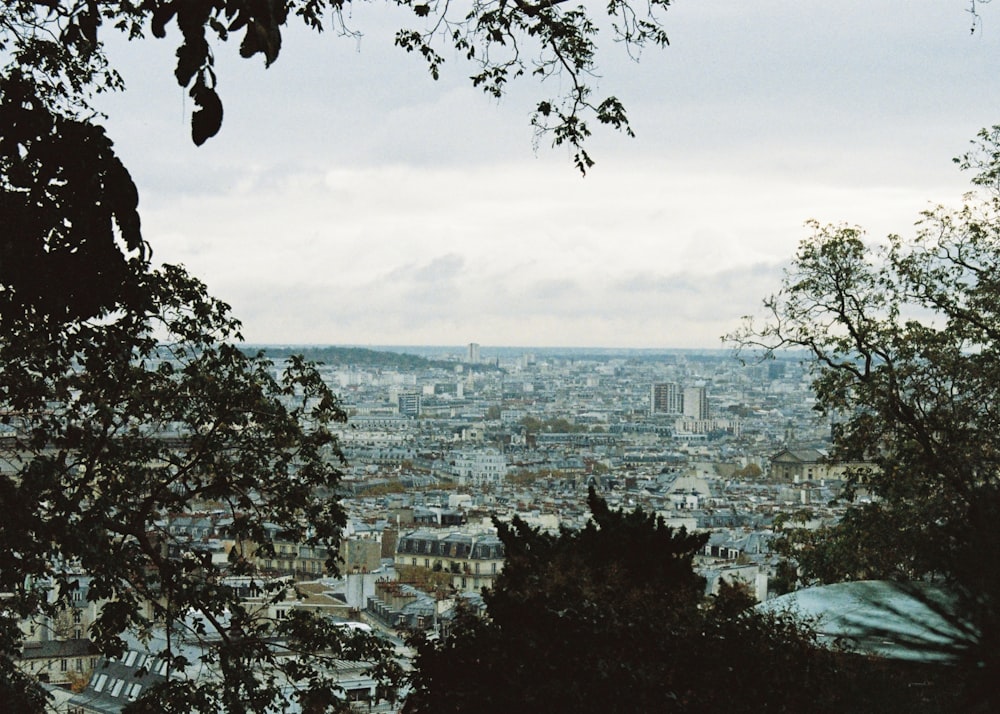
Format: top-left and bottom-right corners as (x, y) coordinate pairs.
(126, 683), (142, 701)
(346, 687), (370, 702)
(110, 678), (124, 697)
(93, 674), (108, 692)
(75, 658), (83, 672)
(60, 659), (68, 672)
(72, 610), (82, 624)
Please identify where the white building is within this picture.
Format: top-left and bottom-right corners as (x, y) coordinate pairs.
(683, 386), (709, 420)
(453, 448), (507, 486)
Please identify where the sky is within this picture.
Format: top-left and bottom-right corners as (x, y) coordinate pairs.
(94, 1), (1000, 348)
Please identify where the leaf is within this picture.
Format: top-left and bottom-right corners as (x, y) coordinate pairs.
(151, 2), (176, 38)
(189, 79), (223, 146)
(239, 22), (261, 58)
(239, 20), (282, 66)
(175, 41), (206, 86)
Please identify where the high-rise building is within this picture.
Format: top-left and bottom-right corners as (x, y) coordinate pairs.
(650, 383), (683, 415)
(468, 342), (481, 364)
(397, 392), (421, 417)
(683, 386), (709, 420)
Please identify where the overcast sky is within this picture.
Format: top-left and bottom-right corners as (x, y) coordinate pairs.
(95, 1), (1000, 348)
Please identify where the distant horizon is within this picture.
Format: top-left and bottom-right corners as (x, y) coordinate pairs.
(244, 342), (733, 352)
(242, 343), (806, 358)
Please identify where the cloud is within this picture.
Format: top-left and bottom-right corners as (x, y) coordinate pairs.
(224, 257), (787, 349)
(90, 1), (1000, 347)
(134, 151), (965, 347)
(409, 254), (465, 283)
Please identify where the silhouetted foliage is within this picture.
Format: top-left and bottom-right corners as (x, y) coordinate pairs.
(0, 72), (142, 321)
(732, 126), (1000, 711)
(0, 262), (402, 711)
(0, 1), (673, 706)
(403, 488), (935, 713)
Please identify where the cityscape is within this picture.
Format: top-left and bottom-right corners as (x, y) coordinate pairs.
(15, 342), (867, 712)
(4, 0), (1000, 712)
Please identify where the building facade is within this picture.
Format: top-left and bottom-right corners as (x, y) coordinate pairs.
(453, 448), (507, 486)
(650, 382), (683, 415)
(683, 386), (709, 420)
(395, 530), (505, 592)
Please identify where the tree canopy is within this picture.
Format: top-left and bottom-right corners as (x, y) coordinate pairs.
(0, 262), (404, 711)
(0, 1), (676, 708)
(1, 0), (671, 149)
(731, 126), (1000, 709)
(403, 488), (935, 714)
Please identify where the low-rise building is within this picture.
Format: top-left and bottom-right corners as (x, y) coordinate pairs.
(769, 448), (873, 483)
(394, 530), (504, 592)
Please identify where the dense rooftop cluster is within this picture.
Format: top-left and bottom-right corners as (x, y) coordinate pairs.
(9, 346), (863, 712)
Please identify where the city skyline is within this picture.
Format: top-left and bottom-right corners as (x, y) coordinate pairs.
(94, 1), (1000, 348)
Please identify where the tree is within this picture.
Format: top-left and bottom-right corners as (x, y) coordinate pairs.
(730, 126), (1000, 710)
(732, 462), (762, 479)
(1, 0), (671, 149)
(1, 0), (675, 320)
(403, 488), (914, 714)
(0, 262), (403, 711)
(0, 1), (668, 708)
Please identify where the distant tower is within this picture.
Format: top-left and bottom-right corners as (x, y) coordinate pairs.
(468, 342), (481, 364)
(683, 386), (709, 420)
(650, 383), (683, 415)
